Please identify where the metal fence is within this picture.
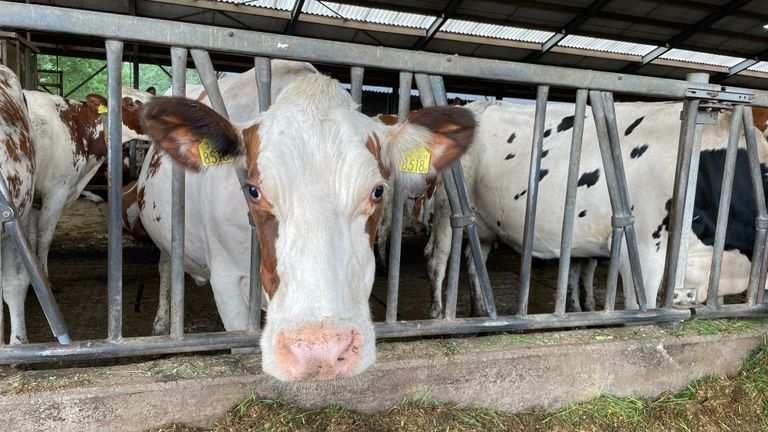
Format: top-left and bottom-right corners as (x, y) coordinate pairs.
(0, 1), (766, 363)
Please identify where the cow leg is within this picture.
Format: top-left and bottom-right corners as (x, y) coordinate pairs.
(209, 271), (249, 332)
(34, 190), (69, 279)
(466, 240), (492, 317)
(568, 259), (583, 312)
(582, 258), (598, 311)
(151, 250), (171, 335)
(424, 192), (451, 319)
(2, 242), (30, 344)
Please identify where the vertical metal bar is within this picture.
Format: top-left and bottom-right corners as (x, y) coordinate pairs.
(384, 72), (413, 324)
(758, 238), (768, 304)
(414, 73), (435, 107)
(663, 99), (701, 308)
(128, 140), (138, 180)
(604, 228), (623, 311)
(705, 105), (743, 307)
(742, 107), (768, 305)
(601, 92), (647, 310)
(518, 85), (549, 316)
(0, 232), (3, 344)
(248, 57), (271, 332)
(350, 66), (364, 107)
(555, 89), (588, 316)
(169, 46), (188, 339)
(106, 39), (124, 341)
(0, 177), (70, 344)
(427, 74), (496, 319)
(190, 49), (229, 119)
(397, 72), (412, 121)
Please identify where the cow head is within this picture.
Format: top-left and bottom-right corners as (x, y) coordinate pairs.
(141, 74), (474, 382)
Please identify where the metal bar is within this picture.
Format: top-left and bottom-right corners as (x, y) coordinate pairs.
(190, 49), (229, 119)
(555, 89), (588, 316)
(663, 99), (701, 308)
(350, 66), (364, 107)
(169, 46), (188, 339)
(518, 86), (549, 316)
(248, 56), (271, 332)
(0, 229), (3, 345)
(742, 107), (768, 305)
(759, 237), (768, 304)
(397, 72), (412, 121)
(604, 227), (623, 311)
(375, 308), (692, 338)
(106, 39), (124, 342)
(601, 92), (647, 310)
(429, 74), (496, 320)
(0, 177), (70, 344)
(706, 105), (743, 306)
(691, 303), (768, 319)
(128, 140), (138, 179)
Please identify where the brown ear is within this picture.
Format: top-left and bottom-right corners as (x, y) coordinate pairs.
(85, 94), (108, 112)
(145, 86), (157, 96)
(406, 106), (475, 172)
(141, 96), (242, 170)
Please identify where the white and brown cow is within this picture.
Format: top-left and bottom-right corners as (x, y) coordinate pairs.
(24, 87), (150, 280)
(427, 99), (768, 316)
(138, 63), (473, 381)
(0, 66), (36, 344)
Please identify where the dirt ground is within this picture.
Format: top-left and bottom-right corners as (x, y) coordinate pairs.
(19, 199), (613, 343)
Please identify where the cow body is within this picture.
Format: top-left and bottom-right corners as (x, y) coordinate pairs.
(140, 63), (473, 380)
(427, 100), (768, 314)
(0, 66), (36, 343)
(24, 89), (149, 279)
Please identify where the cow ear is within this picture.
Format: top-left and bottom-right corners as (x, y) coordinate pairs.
(141, 96), (243, 171)
(379, 105), (474, 181)
(85, 94), (108, 112)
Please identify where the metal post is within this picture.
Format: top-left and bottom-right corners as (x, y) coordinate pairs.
(350, 66), (364, 107)
(518, 85), (549, 316)
(555, 89), (588, 316)
(128, 140), (138, 180)
(170, 46), (187, 339)
(705, 105), (743, 307)
(248, 56), (271, 332)
(105, 39), (124, 341)
(0, 177), (70, 344)
(742, 107), (768, 305)
(190, 49), (229, 118)
(397, 72), (412, 121)
(663, 99), (701, 308)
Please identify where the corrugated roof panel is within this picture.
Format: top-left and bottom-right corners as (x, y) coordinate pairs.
(214, 0), (295, 10)
(441, 19), (554, 43)
(660, 48), (744, 68)
(748, 61), (768, 73)
(559, 34), (657, 56)
(301, 0), (435, 29)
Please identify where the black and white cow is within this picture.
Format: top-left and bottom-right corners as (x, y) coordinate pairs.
(426, 99), (768, 314)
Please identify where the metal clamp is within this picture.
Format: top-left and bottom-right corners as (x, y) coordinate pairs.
(0, 203), (14, 222)
(611, 214), (634, 228)
(756, 216), (768, 230)
(450, 213), (475, 228)
(685, 86), (753, 104)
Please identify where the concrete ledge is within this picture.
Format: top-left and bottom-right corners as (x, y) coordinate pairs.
(0, 321), (766, 431)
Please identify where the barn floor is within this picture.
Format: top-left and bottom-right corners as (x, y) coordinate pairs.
(17, 198), (616, 344)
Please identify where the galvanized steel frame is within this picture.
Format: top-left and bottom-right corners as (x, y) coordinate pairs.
(0, 2), (765, 364)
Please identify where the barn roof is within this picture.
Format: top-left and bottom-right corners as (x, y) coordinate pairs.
(6, 0), (768, 94)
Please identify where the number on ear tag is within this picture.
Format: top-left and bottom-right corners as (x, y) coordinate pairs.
(97, 104), (108, 114)
(399, 147), (431, 174)
(199, 138), (234, 167)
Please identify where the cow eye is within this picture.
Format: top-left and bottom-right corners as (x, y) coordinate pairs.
(247, 185), (261, 200)
(371, 185), (385, 202)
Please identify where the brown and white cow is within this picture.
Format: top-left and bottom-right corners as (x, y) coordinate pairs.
(0, 66), (36, 344)
(139, 67), (474, 381)
(24, 87), (150, 281)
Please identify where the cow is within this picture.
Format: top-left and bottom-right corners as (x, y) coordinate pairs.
(0, 66), (36, 344)
(24, 87), (150, 281)
(137, 61), (474, 381)
(426, 99), (768, 317)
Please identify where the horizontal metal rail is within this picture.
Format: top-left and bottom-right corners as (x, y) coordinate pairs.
(1, 2), (767, 106)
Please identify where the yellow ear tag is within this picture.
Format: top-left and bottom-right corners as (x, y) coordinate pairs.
(399, 147), (431, 174)
(198, 137), (235, 167)
(97, 104), (108, 114)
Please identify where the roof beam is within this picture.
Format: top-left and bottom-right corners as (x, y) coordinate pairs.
(525, 0), (611, 62)
(621, 0), (751, 74)
(284, 0), (305, 35)
(711, 46), (768, 82)
(413, 0), (463, 50)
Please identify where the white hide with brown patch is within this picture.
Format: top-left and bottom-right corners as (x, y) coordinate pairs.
(138, 61), (320, 336)
(24, 89), (150, 280)
(140, 69), (474, 381)
(0, 66), (35, 344)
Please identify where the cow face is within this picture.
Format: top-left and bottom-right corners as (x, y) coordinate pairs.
(142, 74), (474, 382)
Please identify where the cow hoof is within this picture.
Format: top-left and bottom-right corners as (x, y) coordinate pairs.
(151, 321), (169, 336)
(429, 303), (444, 319)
